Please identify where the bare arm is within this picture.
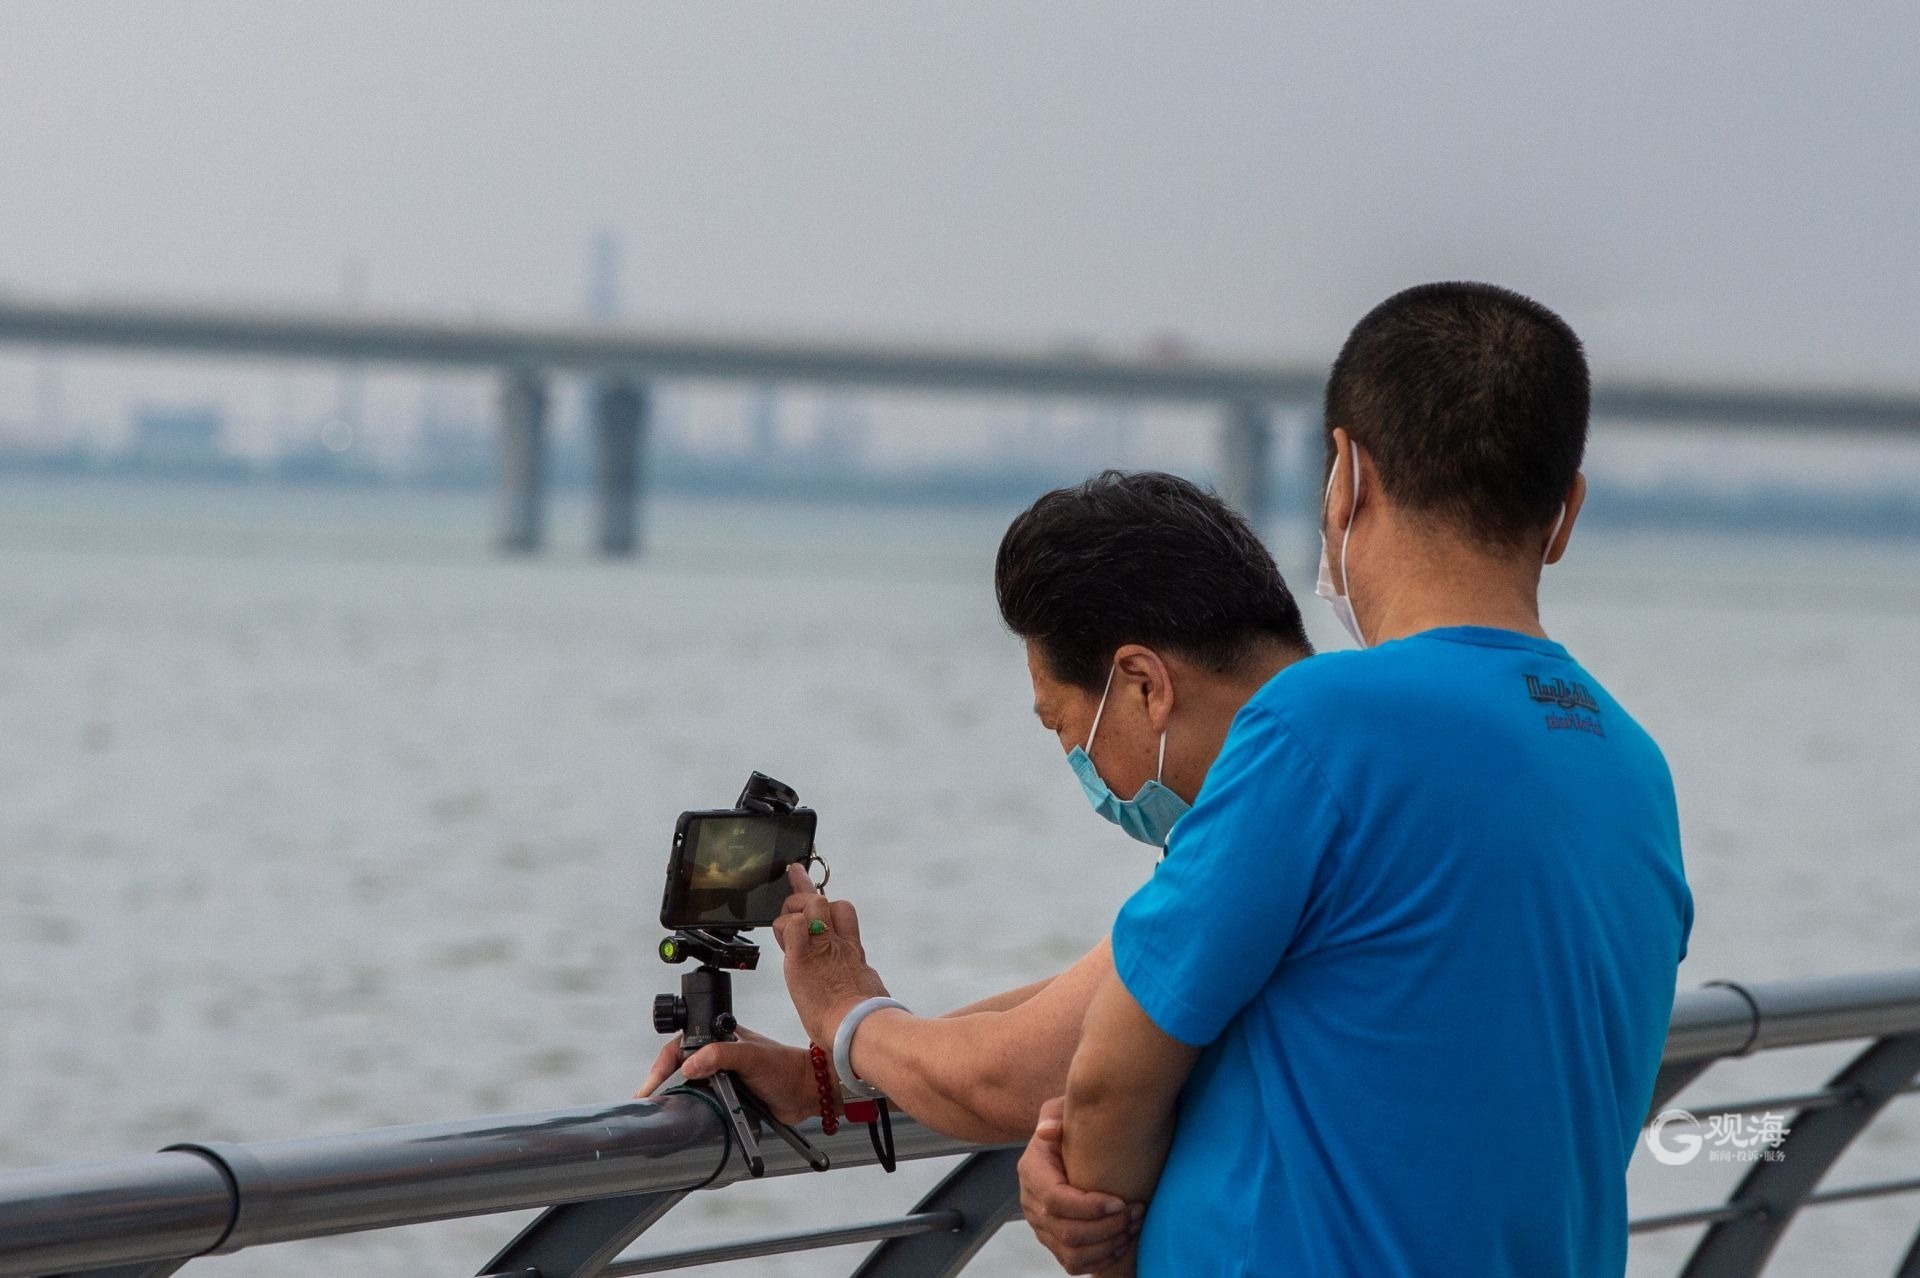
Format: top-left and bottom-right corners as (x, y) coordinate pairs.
(1060, 966), (1200, 1210)
(774, 865), (1110, 1144)
(846, 940), (1115, 1144)
(942, 975), (1057, 1018)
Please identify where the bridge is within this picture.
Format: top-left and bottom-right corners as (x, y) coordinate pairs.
(1, 968), (1918, 1277)
(4, 296), (1919, 555)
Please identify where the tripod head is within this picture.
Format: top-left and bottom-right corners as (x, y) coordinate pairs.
(657, 927), (760, 971)
(653, 928), (760, 1050)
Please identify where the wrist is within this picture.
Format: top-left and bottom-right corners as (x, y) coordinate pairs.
(789, 1044), (822, 1124)
(833, 996), (912, 1100)
(813, 971), (887, 1046)
(846, 1005), (908, 1084)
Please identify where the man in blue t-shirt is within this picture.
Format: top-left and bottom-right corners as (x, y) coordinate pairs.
(1031, 283), (1693, 1276)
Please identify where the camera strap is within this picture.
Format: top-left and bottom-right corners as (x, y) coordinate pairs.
(867, 1097), (897, 1173)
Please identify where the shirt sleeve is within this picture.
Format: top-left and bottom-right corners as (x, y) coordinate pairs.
(1111, 700), (1344, 1047)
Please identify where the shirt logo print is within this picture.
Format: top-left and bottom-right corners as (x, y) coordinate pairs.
(1525, 674), (1599, 712)
(1525, 674), (1606, 737)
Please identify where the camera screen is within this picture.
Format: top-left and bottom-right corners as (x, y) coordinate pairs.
(663, 810), (815, 928)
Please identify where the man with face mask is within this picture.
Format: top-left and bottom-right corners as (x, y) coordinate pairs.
(1029, 283), (1694, 1278)
(634, 470), (1313, 1259)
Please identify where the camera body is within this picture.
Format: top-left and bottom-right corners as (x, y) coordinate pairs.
(658, 771), (818, 931)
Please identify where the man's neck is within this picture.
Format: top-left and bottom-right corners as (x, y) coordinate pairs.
(1166, 641), (1307, 804)
(1358, 522), (1547, 646)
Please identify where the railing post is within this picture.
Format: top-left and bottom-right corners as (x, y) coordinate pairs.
(852, 1149), (1023, 1278)
(497, 365), (549, 555)
(591, 379), (649, 558)
(479, 1190), (686, 1278)
(1681, 1031), (1920, 1277)
(1898, 1221), (1920, 1276)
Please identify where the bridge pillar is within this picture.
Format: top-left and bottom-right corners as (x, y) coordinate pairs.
(1218, 400), (1273, 531)
(496, 365), (549, 555)
(1294, 406), (1328, 585)
(592, 378), (649, 557)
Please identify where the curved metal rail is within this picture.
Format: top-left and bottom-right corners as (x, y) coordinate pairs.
(0, 969), (1916, 1278)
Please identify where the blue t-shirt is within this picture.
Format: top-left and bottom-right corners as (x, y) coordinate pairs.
(1112, 626), (1692, 1278)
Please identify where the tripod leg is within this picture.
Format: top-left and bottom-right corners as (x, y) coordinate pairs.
(740, 1087), (832, 1171)
(706, 1069), (767, 1177)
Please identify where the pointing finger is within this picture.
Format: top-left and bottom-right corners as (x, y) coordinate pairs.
(784, 862), (819, 905)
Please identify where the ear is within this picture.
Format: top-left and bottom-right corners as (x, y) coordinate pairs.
(1111, 643), (1175, 735)
(1324, 428), (1367, 532)
(1545, 472), (1586, 565)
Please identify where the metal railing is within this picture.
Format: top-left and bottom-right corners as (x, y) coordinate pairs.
(2, 969), (1918, 1278)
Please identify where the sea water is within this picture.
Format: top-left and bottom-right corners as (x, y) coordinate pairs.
(1, 476), (1916, 1277)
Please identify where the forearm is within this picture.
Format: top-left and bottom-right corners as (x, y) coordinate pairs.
(1060, 1081), (1177, 1207)
(850, 1007), (1064, 1144)
(942, 976), (1055, 1017)
(840, 941), (1114, 1143)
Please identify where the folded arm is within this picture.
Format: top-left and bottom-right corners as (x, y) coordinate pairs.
(1059, 966), (1200, 1209)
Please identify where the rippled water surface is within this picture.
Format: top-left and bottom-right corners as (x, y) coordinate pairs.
(2, 477), (1916, 1276)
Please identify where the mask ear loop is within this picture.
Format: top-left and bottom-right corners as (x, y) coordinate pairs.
(1541, 503), (1568, 566)
(1338, 439), (1366, 646)
(1155, 729), (1167, 783)
(1339, 440), (1360, 601)
(1084, 664), (1117, 754)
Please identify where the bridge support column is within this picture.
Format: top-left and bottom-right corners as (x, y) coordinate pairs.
(496, 366), (548, 555)
(1295, 406), (1327, 583)
(591, 379), (649, 557)
(1218, 401), (1273, 531)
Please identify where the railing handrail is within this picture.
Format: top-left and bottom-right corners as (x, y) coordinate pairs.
(0, 1095), (991, 1278)
(2, 967), (1918, 1278)
(1661, 969), (1920, 1063)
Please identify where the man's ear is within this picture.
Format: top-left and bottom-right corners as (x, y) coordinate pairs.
(1546, 472), (1587, 566)
(1111, 644), (1175, 735)
(1324, 428), (1367, 532)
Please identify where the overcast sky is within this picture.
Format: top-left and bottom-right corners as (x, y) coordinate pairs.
(2, 0), (1916, 393)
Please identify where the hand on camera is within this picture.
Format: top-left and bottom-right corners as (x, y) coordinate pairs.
(771, 862), (890, 1048)
(633, 1024), (820, 1127)
(1021, 1096), (1144, 1276)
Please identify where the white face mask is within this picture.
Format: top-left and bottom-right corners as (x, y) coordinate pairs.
(1314, 440), (1366, 647)
(1315, 438), (1570, 649)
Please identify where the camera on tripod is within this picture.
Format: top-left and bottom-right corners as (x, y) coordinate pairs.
(651, 772), (836, 1178)
(657, 771), (823, 935)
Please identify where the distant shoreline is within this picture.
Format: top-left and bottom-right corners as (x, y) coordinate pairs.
(3, 450), (1919, 540)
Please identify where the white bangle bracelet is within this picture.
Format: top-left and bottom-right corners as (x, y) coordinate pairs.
(832, 997), (910, 1101)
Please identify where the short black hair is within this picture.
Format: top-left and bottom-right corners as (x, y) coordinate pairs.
(1324, 281), (1589, 549)
(995, 470), (1310, 691)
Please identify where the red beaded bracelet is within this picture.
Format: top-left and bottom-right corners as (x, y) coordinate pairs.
(808, 1044), (882, 1131)
(807, 1044), (839, 1135)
